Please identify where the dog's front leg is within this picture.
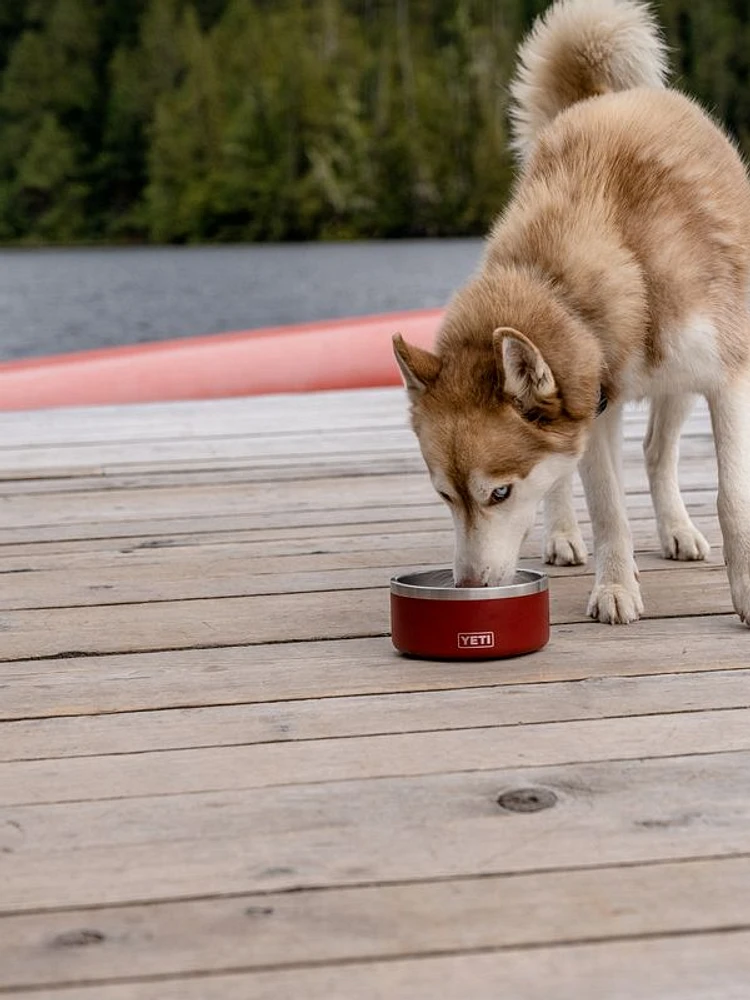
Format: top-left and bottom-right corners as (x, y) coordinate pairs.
(579, 404), (643, 624)
(708, 378), (750, 625)
(543, 474), (587, 566)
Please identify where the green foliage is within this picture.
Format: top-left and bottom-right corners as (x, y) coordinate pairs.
(0, 0), (748, 243)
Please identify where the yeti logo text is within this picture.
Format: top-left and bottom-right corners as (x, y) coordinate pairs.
(458, 632), (495, 649)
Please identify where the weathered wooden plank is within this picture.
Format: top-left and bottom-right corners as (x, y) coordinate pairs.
(0, 473), (436, 527)
(0, 564), (735, 660)
(0, 505), (450, 545)
(0, 454), (425, 489)
(0, 542), (726, 611)
(0, 455), (432, 491)
(0, 429), (426, 475)
(4, 707), (750, 807)
(34, 932), (750, 1000)
(0, 484), (721, 548)
(159, 517), (719, 564)
(3, 542), (461, 611)
(2, 752), (750, 912)
(0, 437), (713, 494)
(0, 452), (714, 504)
(0, 388), (705, 448)
(0, 390), (412, 447)
(0, 509), (723, 563)
(0, 433), (715, 492)
(0, 857), (747, 991)
(4, 666), (748, 763)
(2, 615), (745, 722)
(0, 421), (717, 478)
(0, 462), (719, 531)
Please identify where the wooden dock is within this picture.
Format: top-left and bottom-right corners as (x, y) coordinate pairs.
(1, 387), (749, 999)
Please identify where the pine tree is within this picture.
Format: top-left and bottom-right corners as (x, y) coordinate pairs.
(0, 0), (749, 243)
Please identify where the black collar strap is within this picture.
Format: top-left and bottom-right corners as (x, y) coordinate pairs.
(596, 386), (608, 417)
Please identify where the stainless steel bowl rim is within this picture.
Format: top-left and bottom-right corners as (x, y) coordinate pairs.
(390, 568), (548, 601)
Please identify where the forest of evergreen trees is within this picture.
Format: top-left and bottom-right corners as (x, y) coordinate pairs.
(0, 1), (748, 244)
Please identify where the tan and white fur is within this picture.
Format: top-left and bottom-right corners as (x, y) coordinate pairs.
(393, 0), (750, 625)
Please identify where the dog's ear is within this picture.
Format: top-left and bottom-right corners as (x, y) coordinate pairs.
(494, 328), (558, 416)
(392, 334), (441, 396)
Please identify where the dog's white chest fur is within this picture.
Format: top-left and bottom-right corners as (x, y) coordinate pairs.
(623, 315), (724, 400)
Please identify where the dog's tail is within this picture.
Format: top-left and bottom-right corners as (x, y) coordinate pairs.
(510, 0), (668, 161)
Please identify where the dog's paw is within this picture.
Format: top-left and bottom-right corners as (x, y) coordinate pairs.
(659, 521), (710, 562)
(587, 580), (644, 625)
(544, 530), (587, 567)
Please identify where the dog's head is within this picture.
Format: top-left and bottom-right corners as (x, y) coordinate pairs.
(393, 325), (592, 587)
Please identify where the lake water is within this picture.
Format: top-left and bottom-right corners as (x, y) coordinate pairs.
(0, 240), (484, 361)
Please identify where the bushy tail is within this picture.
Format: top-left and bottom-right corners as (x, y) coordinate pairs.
(510, 0), (668, 160)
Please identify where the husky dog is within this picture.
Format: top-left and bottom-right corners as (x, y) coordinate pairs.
(393, 0), (750, 625)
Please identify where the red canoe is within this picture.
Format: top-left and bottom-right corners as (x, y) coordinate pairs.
(0, 308), (443, 411)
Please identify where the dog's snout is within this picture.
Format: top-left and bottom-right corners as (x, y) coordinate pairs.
(455, 574), (486, 588)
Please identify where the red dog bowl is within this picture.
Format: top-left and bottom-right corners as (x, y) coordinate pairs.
(390, 568), (549, 660)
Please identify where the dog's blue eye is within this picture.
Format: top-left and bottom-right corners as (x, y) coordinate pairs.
(490, 485), (512, 504)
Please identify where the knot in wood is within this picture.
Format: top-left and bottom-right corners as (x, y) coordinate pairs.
(53, 929), (106, 948)
(497, 788), (557, 813)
